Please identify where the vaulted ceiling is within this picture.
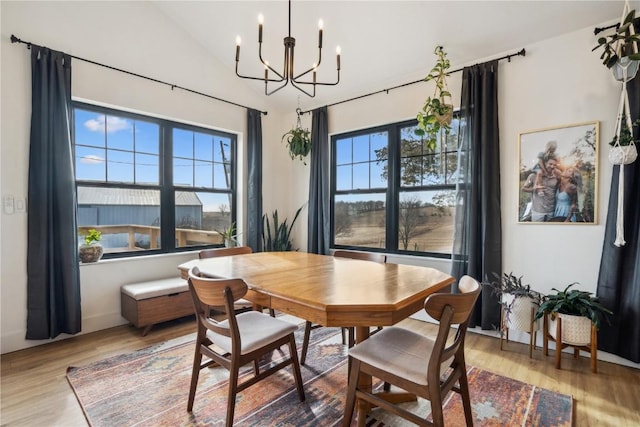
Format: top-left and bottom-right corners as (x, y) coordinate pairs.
(152, 1), (625, 112)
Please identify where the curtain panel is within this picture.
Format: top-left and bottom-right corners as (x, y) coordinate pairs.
(26, 46), (81, 339)
(451, 60), (502, 330)
(596, 71), (640, 363)
(307, 107), (330, 254)
(246, 109), (263, 252)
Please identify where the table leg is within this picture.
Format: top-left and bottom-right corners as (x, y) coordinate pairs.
(355, 326), (371, 427)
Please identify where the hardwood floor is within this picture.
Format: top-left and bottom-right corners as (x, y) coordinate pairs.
(2, 316), (639, 426)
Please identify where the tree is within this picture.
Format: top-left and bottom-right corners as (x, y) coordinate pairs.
(334, 201), (352, 236)
(398, 195), (425, 250)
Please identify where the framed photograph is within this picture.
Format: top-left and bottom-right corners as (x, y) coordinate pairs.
(518, 121), (598, 224)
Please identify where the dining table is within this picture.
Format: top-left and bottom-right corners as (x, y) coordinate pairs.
(178, 251), (454, 425)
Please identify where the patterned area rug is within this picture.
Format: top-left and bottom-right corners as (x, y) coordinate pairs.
(67, 318), (573, 426)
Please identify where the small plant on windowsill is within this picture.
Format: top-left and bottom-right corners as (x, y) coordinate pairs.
(217, 222), (238, 248)
(79, 228), (103, 263)
(415, 46), (453, 151)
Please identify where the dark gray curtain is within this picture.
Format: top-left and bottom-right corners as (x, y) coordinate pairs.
(307, 106), (330, 254)
(451, 60), (502, 329)
(246, 109), (263, 252)
(596, 73), (640, 363)
(26, 46), (81, 339)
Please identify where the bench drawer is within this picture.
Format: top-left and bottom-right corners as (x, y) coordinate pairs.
(121, 291), (193, 328)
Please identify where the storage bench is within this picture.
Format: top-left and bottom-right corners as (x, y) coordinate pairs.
(121, 277), (194, 335)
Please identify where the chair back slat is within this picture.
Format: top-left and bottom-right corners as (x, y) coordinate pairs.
(199, 246), (253, 259)
(334, 250), (386, 263)
(188, 268), (248, 307)
(424, 278), (480, 324)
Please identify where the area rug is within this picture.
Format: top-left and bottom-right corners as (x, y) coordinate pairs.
(67, 319), (573, 426)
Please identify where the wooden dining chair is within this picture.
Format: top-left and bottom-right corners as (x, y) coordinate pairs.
(300, 250), (387, 365)
(342, 275), (481, 427)
(186, 266), (305, 427)
(198, 246), (267, 314)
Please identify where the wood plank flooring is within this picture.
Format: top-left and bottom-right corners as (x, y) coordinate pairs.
(2, 316), (639, 426)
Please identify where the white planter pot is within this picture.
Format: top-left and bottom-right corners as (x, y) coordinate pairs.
(501, 294), (539, 332)
(548, 313), (592, 346)
(609, 144), (638, 165)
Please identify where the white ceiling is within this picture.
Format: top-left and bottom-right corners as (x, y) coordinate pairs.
(152, 1), (626, 112)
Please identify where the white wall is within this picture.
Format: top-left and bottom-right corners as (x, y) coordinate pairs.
(1, 1), (637, 368)
(0, 1), (291, 353)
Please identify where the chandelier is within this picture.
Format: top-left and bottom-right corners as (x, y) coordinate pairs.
(234, 0), (341, 97)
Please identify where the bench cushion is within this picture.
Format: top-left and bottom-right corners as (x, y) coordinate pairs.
(121, 277), (188, 300)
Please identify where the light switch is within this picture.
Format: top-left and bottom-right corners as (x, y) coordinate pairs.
(3, 195), (15, 214)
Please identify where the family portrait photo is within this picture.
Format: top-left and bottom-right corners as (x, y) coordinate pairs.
(518, 122), (599, 224)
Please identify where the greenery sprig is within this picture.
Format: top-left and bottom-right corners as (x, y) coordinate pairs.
(592, 9), (640, 68)
(416, 46), (453, 151)
(83, 229), (102, 245)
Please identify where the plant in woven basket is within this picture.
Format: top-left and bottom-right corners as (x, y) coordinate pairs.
(282, 109), (311, 164)
(484, 272), (542, 333)
(609, 118), (640, 146)
(534, 283), (612, 330)
(415, 46), (453, 151)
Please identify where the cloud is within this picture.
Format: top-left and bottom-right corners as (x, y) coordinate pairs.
(80, 154), (104, 164)
(84, 116), (131, 133)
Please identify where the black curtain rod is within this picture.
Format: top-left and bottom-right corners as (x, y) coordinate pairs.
(299, 48), (526, 115)
(10, 34), (268, 116)
(594, 23), (619, 35)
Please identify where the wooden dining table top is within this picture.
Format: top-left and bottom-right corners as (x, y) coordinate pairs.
(178, 251), (454, 328)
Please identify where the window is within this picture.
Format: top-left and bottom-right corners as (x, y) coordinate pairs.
(331, 116), (460, 257)
(73, 102), (236, 258)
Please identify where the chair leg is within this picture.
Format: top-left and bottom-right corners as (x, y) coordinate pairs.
(342, 357), (360, 427)
(226, 364), (240, 427)
(300, 321), (312, 365)
(187, 348), (203, 411)
(458, 364), (473, 427)
(429, 387), (445, 427)
(348, 327), (354, 348)
(288, 335), (306, 401)
(341, 327), (347, 345)
(269, 308), (276, 317)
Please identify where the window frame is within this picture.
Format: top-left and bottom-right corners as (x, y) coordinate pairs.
(73, 101), (237, 259)
(330, 118), (458, 259)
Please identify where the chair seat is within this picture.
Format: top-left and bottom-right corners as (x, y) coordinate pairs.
(348, 327), (453, 386)
(207, 311), (297, 354)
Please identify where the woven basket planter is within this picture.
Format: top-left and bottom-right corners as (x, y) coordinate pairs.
(501, 294), (540, 332)
(609, 144), (638, 165)
(548, 313), (592, 346)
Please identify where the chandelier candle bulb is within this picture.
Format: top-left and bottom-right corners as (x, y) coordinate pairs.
(258, 14), (263, 42)
(336, 46), (341, 69)
(318, 19), (323, 48)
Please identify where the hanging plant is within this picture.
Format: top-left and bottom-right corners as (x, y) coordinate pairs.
(282, 108), (311, 164)
(609, 118), (639, 165)
(593, 9), (640, 67)
(415, 46), (453, 151)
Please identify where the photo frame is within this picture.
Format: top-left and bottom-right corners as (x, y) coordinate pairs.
(518, 121), (598, 224)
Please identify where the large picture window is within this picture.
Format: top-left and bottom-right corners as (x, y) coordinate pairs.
(331, 117), (459, 257)
(74, 102), (237, 258)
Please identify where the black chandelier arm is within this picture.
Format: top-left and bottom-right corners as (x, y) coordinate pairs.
(235, 62), (285, 83)
(290, 79), (316, 97)
(293, 45), (323, 81)
(293, 70), (340, 87)
(258, 42), (286, 80)
(265, 77), (291, 96)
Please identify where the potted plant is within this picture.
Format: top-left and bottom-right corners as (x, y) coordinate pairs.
(485, 272), (542, 353)
(534, 283), (613, 345)
(79, 228), (103, 263)
(609, 118), (639, 165)
(282, 109), (311, 164)
(262, 206), (303, 251)
(415, 46), (453, 151)
(217, 222), (238, 247)
(592, 8), (640, 81)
